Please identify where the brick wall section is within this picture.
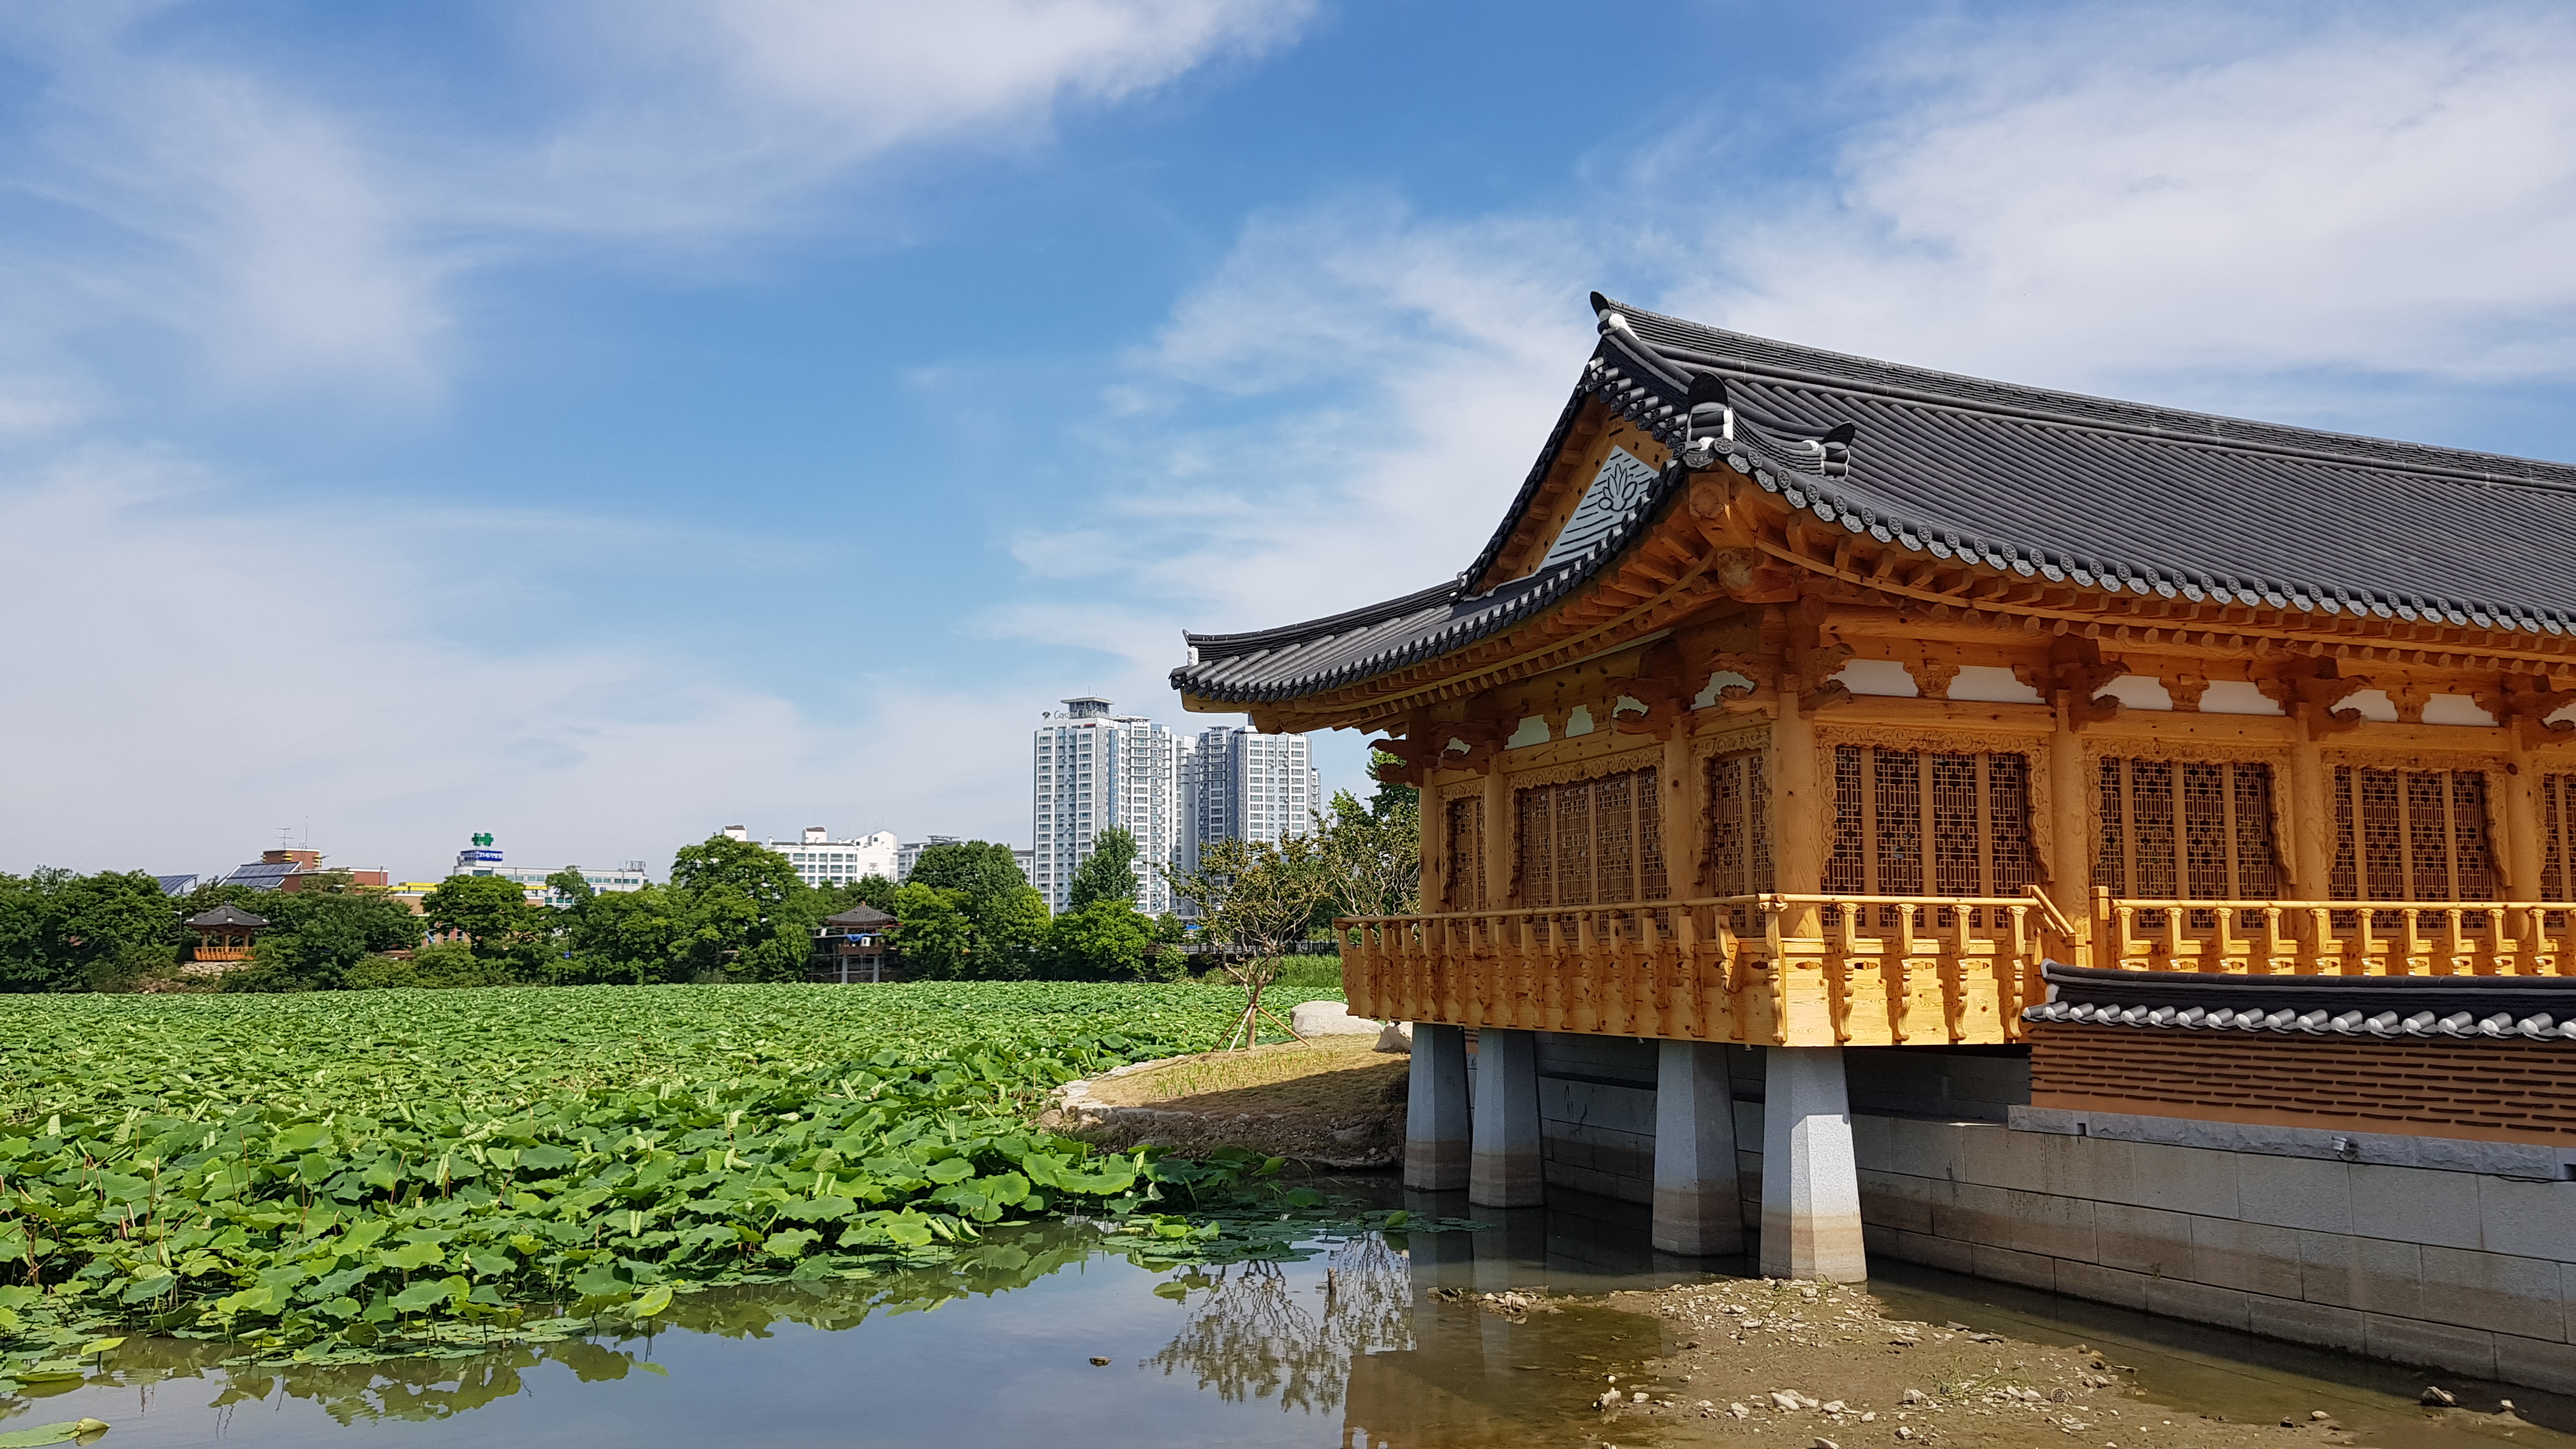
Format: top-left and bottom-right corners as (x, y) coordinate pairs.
(2029, 1025), (2576, 1146)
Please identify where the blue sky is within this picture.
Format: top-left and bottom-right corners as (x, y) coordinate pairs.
(8, 1), (2576, 880)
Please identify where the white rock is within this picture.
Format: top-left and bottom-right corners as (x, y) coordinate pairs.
(1290, 1000), (1380, 1036)
(1375, 1020), (1414, 1053)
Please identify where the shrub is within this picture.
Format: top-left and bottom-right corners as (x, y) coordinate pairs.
(344, 941), (523, 990)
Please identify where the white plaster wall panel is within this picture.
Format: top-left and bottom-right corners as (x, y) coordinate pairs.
(1833, 659), (1918, 696)
(2198, 680), (2284, 715)
(1946, 665), (2046, 704)
(2423, 693), (2501, 726)
(2343, 688), (2402, 722)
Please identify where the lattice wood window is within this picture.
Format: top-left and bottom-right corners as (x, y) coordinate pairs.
(1704, 749), (1772, 896)
(1823, 745), (2034, 896)
(2543, 775), (2576, 903)
(2094, 758), (2282, 899)
(1443, 796), (1486, 912)
(1514, 768), (1666, 907)
(2327, 765), (2497, 901)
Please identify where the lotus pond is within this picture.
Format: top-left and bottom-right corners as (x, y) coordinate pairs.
(0, 983), (1360, 1384)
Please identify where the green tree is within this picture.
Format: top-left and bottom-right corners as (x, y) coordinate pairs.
(0, 868), (184, 992)
(1064, 826), (1140, 912)
(221, 887), (425, 991)
(663, 834), (815, 982)
(558, 884), (690, 985)
(888, 882), (975, 979)
(424, 875), (546, 960)
(1033, 898), (1144, 979)
(544, 868), (597, 907)
(907, 841), (1024, 901)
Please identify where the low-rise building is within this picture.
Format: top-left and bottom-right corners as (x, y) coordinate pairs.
(212, 848), (388, 893)
(423, 839), (654, 907)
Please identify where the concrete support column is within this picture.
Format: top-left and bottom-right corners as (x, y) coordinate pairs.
(1405, 1024), (1470, 1192)
(1758, 1046), (1866, 1282)
(1651, 1039), (1744, 1256)
(1468, 1027), (1543, 1207)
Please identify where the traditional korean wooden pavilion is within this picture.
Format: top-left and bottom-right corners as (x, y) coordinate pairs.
(1172, 295), (2576, 1286)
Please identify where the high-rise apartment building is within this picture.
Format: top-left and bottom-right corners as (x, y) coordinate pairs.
(1181, 726), (1323, 876)
(1031, 697), (1186, 915)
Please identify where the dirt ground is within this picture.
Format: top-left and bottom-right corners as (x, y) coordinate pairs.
(1522, 1275), (2524, 1449)
(1046, 1034), (1409, 1166)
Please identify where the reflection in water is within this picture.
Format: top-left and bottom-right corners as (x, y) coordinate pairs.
(56, 1232), (1109, 1427)
(1145, 1238), (1414, 1411)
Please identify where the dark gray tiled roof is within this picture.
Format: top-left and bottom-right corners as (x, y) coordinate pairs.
(1174, 294), (2576, 705)
(2026, 961), (2576, 1041)
(183, 903), (269, 929)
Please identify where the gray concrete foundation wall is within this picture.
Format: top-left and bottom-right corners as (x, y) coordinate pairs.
(1476, 1036), (2576, 1394)
(1853, 1110), (2576, 1395)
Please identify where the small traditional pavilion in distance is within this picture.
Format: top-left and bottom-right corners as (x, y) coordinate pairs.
(1171, 295), (2576, 1293)
(183, 903), (268, 967)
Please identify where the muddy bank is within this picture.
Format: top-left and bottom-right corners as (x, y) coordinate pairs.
(1041, 1035), (1407, 1167)
(1518, 1275), (2553, 1448)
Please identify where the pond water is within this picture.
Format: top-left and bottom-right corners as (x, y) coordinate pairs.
(8, 1181), (2573, 1449)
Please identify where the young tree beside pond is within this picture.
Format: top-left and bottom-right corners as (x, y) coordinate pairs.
(1165, 834), (1330, 1050)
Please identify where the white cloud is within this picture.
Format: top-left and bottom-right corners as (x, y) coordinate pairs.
(1011, 199), (1601, 635)
(0, 450), (1034, 876)
(0, 0), (1312, 395)
(1678, 5), (2576, 399)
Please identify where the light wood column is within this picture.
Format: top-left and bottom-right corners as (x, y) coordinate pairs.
(1662, 728), (1703, 896)
(2286, 707), (2332, 897)
(1483, 767), (1511, 908)
(2048, 689), (2091, 960)
(2504, 718), (2543, 900)
(1416, 770), (1439, 914)
(1772, 691), (1824, 929)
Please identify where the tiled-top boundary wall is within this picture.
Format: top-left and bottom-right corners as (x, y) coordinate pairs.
(2030, 1023), (2576, 1146)
(1477, 1034), (2576, 1394)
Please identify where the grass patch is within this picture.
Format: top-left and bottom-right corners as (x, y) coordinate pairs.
(1088, 1036), (1404, 1114)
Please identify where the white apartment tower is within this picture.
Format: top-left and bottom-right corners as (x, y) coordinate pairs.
(1031, 698), (1186, 915)
(1183, 726), (1324, 875)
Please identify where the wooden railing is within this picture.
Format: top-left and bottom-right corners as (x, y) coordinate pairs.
(2094, 889), (2574, 977)
(1335, 893), (2068, 1048)
(1337, 888), (2576, 1046)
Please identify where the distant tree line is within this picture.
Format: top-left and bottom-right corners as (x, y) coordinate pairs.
(0, 769), (1417, 993)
